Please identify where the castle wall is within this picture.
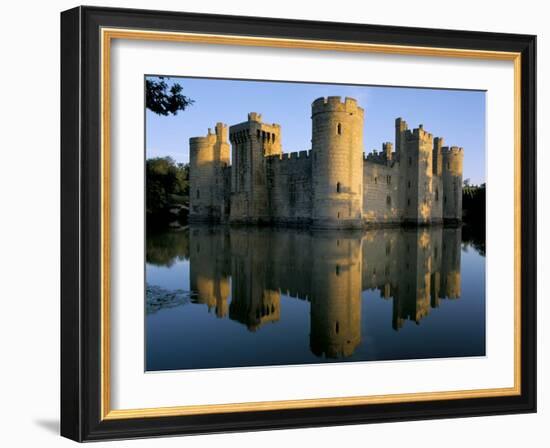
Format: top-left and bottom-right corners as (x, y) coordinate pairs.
(266, 151), (313, 225)
(362, 158), (402, 224)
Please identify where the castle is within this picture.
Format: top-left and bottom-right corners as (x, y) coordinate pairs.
(189, 96), (463, 229)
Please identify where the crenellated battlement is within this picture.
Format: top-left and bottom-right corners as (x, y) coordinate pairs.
(266, 150), (311, 163)
(311, 96), (364, 116)
(442, 146), (464, 154)
(190, 123), (228, 151)
(404, 124), (434, 143)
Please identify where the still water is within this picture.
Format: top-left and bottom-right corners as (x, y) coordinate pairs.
(146, 225), (485, 371)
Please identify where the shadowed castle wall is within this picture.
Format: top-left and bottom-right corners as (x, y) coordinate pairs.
(363, 148), (402, 224)
(229, 113), (282, 224)
(266, 151), (313, 225)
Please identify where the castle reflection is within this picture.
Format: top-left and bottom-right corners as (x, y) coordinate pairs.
(181, 225), (462, 359)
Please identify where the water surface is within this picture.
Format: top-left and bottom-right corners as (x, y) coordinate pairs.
(146, 225), (485, 371)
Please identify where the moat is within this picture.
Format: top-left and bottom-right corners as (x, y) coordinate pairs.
(146, 225), (485, 371)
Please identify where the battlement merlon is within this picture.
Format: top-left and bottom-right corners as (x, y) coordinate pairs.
(189, 122), (229, 148)
(266, 150), (311, 162)
(405, 125), (434, 143)
(311, 96), (365, 117)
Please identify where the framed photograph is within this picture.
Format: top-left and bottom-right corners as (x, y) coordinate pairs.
(60, 6), (536, 441)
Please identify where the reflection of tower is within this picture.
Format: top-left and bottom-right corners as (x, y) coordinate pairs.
(440, 226), (462, 299)
(392, 228), (433, 330)
(310, 232), (362, 358)
(189, 226), (231, 317)
(311, 97), (364, 229)
(228, 228), (281, 331)
(189, 123), (230, 222)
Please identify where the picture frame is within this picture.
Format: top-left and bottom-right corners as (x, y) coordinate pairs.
(60, 5), (536, 442)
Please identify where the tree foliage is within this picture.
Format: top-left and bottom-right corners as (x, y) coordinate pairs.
(146, 77), (194, 116)
(146, 157), (189, 226)
(462, 182), (486, 222)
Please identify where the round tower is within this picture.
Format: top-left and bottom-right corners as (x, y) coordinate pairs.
(311, 97), (364, 229)
(189, 123), (230, 222)
(442, 146), (464, 224)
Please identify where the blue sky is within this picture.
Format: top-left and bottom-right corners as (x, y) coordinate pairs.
(146, 76), (486, 185)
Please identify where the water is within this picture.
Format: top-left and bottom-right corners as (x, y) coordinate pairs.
(146, 225), (485, 371)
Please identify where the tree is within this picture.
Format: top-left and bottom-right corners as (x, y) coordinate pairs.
(146, 157), (189, 226)
(146, 77), (194, 116)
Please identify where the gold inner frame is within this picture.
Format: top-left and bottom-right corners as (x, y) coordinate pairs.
(100, 27), (522, 421)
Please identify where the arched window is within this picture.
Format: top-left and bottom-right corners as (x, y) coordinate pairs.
(196, 189), (200, 199)
(435, 188), (439, 201)
(335, 265), (340, 276)
(386, 195), (392, 207)
(337, 123), (342, 135)
(335, 322), (340, 334)
(336, 182), (341, 193)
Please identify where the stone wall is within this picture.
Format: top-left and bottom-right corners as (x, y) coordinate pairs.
(363, 158), (402, 224)
(266, 151), (313, 225)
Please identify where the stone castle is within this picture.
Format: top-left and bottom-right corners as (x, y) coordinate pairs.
(189, 96), (463, 228)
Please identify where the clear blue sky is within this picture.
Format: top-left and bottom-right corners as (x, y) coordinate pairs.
(146, 76), (486, 185)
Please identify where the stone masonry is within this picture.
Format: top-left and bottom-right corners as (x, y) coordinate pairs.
(189, 96), (463, 229)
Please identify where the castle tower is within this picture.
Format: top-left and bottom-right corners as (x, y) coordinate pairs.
(189, 123), (230, 222)
(309, 231), (362, 358)
(401, 125), (435, 225)
(311, 97), (364, 229)
(229, 113), (282, 224)
(383, 142), (393, 161)
(442, 146), (464, 224)
(431, 137), (444, 223)
(395, 117), (408, 159)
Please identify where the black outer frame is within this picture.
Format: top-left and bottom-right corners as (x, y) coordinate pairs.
(60, 5), (537, 442)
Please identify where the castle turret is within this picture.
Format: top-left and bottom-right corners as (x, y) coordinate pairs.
(401, 125), (435, 224)
(311, 97), (364, 229)
(383, 142), (393, 161)
(442, 146), (464, 224)
(189, 122), (230, 222)
(395, 117), (408, 159)
(229, 113), (282, 224)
